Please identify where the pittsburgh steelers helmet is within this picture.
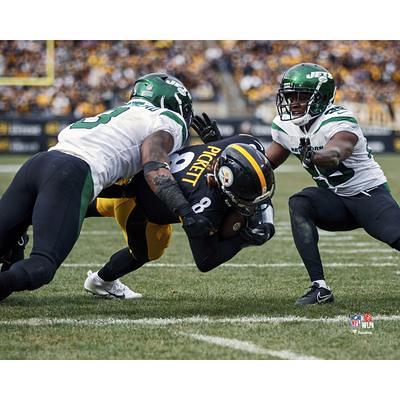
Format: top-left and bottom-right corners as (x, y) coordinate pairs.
(130, 73), (193, 127)
(214, 143), (275, 216)
(276, 63), (336, 126)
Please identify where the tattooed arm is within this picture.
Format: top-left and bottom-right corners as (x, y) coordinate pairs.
(140, 131), (215, 237)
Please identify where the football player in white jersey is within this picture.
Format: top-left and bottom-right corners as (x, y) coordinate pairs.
(0, 73), (215, 302)
(266, 63), (400, 304)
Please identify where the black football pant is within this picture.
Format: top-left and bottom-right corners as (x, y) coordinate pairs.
(288, 184), (400, 282)
(0, 150), (93, 301)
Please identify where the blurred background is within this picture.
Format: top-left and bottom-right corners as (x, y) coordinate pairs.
(0, 40), (399, 153)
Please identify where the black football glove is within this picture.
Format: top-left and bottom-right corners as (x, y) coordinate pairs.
(239, 203), (275, 246)
(191, 113), (222, 143)
(299, 137), (314, 168)
(178, 204), (216, 238)
(240, 222), (274, 246)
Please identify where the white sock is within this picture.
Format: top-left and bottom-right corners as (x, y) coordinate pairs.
(313, 280), (329, 290)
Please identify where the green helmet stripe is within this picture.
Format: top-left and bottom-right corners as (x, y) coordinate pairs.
(161, 110), (188, 146)
(271, 122), (289, 135)
(313, 116), (358, 135)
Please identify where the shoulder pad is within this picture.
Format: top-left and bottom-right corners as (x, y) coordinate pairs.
(322, 105), (356, 120)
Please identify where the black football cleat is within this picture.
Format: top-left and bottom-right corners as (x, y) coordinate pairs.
(295, 282), (334, 305)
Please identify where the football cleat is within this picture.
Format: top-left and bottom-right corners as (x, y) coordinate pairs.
(295, 282), (334, 305)
(84, 270), (142, 300)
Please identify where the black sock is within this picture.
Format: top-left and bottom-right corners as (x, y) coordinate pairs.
(98, 248), (147, 281)
(289, 196), (325, 281)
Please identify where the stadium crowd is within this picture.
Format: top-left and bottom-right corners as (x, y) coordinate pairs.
(1, 40), (400, 118)
(0, 40), (221, 117)
(219, 40), (400, 106)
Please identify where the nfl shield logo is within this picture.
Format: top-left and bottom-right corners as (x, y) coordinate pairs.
(350, 314), (362, 328)
(349, 313), (374, 334)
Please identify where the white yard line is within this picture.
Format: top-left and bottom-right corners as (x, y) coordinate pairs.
(180, 332), (319, 360)
(321, 249), (396, 254)
(50, 230), (360, 242)
(61, 262), (398, 268)
(0, 165), (302, 174)
(319, 242), (381, 247)
(0, 314), (399, 327)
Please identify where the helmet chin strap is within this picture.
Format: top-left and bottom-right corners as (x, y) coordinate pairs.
(292, 113), (312, 126)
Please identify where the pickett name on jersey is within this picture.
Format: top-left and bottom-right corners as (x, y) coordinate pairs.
(181, 145), (221, 186)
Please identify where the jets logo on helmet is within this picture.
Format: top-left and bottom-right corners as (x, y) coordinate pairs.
(130, 73), (193, 127)
(214, 144), (275, 216)
(165, 78), (191, 98)
(306, 71), (333, 80)
(276, 63), (336, 126)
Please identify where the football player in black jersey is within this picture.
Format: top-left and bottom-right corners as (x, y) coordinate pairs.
(83, 116), (276, 299)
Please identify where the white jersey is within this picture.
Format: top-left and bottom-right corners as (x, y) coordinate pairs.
(271, 104), (387, 196)
(49, 99), (188, 198)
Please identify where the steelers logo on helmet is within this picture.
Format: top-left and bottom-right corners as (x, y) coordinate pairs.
(218, 166), (234, 187)
(214, 143), (275, 216)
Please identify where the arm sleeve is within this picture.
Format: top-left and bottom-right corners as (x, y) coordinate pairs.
(151, 110), (189, 153)
(187, 233), (247, 272)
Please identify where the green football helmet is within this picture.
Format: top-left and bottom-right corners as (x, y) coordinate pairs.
(276, 63), (336, 126)
(130, 73), (193, 127)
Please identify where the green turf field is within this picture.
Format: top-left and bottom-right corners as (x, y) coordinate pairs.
(0, 154), (399, 359)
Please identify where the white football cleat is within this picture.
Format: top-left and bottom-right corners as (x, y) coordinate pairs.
(84, 270), (142, 300)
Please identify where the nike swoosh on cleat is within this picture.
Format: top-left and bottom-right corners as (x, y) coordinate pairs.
(105, 290), (125, 300)
(316, 292), (332, 303)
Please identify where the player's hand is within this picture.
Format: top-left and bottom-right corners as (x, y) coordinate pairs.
(182, 213), (216, 238)
(178, 204), (216, 238)
(239, 203), (275, 246)
(299, 137), (314, 168)
(240, 222), (274, 246)
(191, 113), (222, 143)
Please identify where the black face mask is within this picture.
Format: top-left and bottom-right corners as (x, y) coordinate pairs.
(182, 104), (193, 128)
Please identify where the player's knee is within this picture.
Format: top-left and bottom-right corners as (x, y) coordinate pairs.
(10, 254), (57, 291)
(288, 194), (313, 218)
(146, 224), (172, 261)
(196, 262), (214, 273)
(390, 238), (400, 251)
